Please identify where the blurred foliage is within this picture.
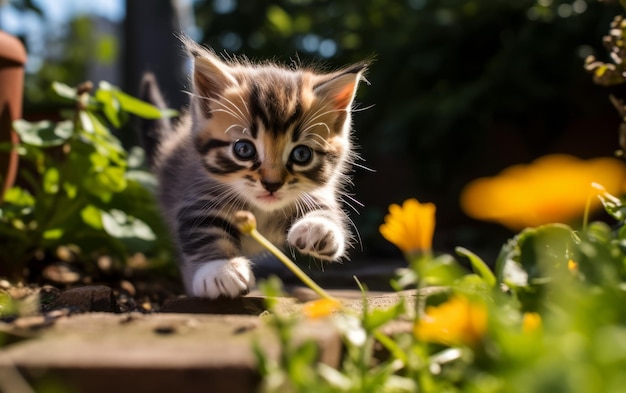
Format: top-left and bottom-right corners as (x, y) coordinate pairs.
(0, 1), (120, 108)
(585, 10), (626, 155)
(255, 188), (626, 393)
(22, 17), (119, 107)
(5, 0), (625, 259)
(0, 80), (175, 281)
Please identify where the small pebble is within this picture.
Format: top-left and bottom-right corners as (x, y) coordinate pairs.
(12, 315), (48, 330)
(45, 309), (70, 319)
(56, 246), (75, 262)
(42, 262), (81, 284)
(154, 325), (176, 335)
(120, 280), (136, 296)
(97, 255), (113, 272)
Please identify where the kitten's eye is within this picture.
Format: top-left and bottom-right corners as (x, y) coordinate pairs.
(290, 145), (313, 165)
(233, 139), (256, 160)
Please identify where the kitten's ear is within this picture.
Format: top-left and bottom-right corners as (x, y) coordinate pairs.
(314, 63), (368, 111)
(182, 37), (237, 117)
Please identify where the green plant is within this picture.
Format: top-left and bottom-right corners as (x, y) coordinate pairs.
(250, 181), (626, 392)
(0, 80), (176, 280)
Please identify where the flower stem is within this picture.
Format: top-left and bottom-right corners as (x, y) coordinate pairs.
(583, 185), (593, 232)
(248, 228), (338, 302)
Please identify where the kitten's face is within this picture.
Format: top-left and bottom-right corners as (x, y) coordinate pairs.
(187, 43), (365, 212)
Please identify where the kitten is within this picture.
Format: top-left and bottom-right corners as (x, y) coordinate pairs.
(140, 37), (368, 298)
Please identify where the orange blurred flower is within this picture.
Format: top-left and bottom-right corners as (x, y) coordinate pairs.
(414, 296), (487, 346)
(522, 312), (542, 333)
(302, 298), (342, 319)
(460, 154), (626, 231)
(379, 198), (436, 254)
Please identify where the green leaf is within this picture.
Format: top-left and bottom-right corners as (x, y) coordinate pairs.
(456, 246), (496, 288)
(43, 167), (60, 194)
(101, 209), (156, 252)
(13, 119), (73, 147)
(0, 292), (19, 317)
(286, 340), (318, 385)
(494, 223), (576, 312)
(81, 205), (103, 230)
(363, 300), (405, 332)
(418, 254), (465, 286)
(266, 5), (293, 36)
(596, 191), (626, 222)
(3, 187), (35, 207)
(97, 81), (162, 119)
(81, 112), (126, 165)
(79, 110), (95, 134)
(257, 276), (285, 310)
(115, 90), (165, 119)
(43, 228), (64, 240)
(84, 166), (127, 196)
(63, 182), (78, 199)
(95, 88), (123, 128)
(51, 82), (78, 101)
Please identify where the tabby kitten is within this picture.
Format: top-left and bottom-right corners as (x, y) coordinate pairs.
(141, 38), (367, 298)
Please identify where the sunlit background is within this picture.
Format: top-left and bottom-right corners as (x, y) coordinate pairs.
(0, 0), (623, 263)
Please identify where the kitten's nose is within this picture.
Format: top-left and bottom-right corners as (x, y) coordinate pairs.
(261, 179), (283, 193)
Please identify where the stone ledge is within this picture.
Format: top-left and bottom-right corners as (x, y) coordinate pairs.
(0, 311), (339, 393)
(0, 289), (415, 393)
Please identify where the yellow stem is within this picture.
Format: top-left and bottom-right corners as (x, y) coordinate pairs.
(249, 228), (338, 302)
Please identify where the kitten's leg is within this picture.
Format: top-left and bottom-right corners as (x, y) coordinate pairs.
(177, 209), (254, 298)
(287, 210), (346, 261)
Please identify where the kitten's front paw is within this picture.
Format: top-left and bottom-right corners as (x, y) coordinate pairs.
(191, 257), (255, 298)
(287, 216), (345, 260)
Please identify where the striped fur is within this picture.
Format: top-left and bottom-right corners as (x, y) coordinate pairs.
(143, 38), (367, 298)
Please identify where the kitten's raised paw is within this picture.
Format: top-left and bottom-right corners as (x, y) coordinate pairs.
(191, 257), (255, 298)
(287, 216), (345, 260)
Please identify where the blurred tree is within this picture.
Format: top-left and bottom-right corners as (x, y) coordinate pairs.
(191, 0), (622, 259)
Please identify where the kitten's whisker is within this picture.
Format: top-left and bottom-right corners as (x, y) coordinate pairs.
(351, 104), (375, 112)
(300, 105), (331, 128)
(351, 162), (376, 172)
(208, 104), (247, 125)
(233, 90), (251, 118)
(210, 94), (249, 125)
(299, 121), (332, 137)
(300, 108), (346, 130)
(346, 214), (363, 252)
(204, 96), (248, 125)
(341, 193), (365, 209)
(224, 123), (247, 135)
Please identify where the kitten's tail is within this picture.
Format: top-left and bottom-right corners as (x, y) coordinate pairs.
(138, 72), (172, 167)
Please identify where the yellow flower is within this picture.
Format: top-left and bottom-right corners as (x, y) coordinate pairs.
(522, 312), (542, 333)
(302, 298), (342, 319)
(414, 296), (487, 346)
(379, 198), (436, 254)
(460, 154), (626, 231)
(568, 259), (578, 273)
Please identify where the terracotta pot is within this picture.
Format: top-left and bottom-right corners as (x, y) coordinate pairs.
(0, 31), (27, 203)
